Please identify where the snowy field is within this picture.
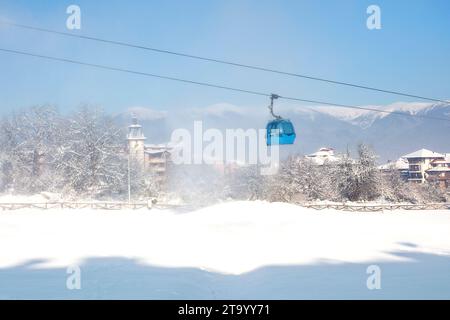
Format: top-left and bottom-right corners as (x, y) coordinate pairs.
(1, 201), (450, 299)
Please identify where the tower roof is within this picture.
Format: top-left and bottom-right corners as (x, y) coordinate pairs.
(127, 117), (146, 140)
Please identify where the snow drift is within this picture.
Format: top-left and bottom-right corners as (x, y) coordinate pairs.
(1, 201), (450, 299)
(1, 201), (450, 274)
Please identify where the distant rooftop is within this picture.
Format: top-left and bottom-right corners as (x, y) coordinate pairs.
(307, 147), (335, 157)
(306, 147), (340, 165)
(144, 144), (172, 154)
(402, 148), (444, 159)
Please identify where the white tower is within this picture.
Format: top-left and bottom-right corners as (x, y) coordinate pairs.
(127, 116), (146, 165)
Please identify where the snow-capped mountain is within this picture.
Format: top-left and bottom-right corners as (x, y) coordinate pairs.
(288, 101), (450, 161)
(115, 101), (450, 162)
(303, 102), (444, 128)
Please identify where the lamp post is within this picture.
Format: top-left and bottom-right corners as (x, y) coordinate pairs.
(127, 152), (131, 203)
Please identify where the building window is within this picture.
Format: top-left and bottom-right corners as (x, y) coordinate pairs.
(410, 173), (423, 179)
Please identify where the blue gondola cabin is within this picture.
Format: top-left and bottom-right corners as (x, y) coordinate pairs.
(266, 119), (296, 145)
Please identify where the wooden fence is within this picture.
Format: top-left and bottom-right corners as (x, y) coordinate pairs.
(0, 201), (449, 212)
(301, 202), (450, 212)
(0, 201), (180, 211)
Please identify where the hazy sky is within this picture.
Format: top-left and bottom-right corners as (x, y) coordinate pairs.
(0, 0), (449, 115)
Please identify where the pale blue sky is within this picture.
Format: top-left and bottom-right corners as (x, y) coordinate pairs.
(0, 0), (449, 115)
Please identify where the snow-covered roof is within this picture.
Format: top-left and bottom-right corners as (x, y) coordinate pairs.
(431, 159), (450, 164)
(145, 150), (170, 155)
(426, 167), (450, 173)
(402, 149), (444, 159)
(307, 147), (335, 158)
(144, 144), (172, 154)
(378, 158), (409, 170)
(305, 148), (341, 165)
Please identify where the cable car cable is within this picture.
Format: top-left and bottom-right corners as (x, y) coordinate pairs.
(1, 47), (450, 124)
(1, 20), (448, 105)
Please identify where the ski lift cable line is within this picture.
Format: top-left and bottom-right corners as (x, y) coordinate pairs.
(0, 47), (449, 123)
(1, 20), (448, 104)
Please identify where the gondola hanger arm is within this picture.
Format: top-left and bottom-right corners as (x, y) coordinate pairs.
(268, 93), (282, 119)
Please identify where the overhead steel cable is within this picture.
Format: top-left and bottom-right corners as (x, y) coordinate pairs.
(0, 48), (269, 97)
(0, 47), (449, 123)
(1, 20), (448, 104)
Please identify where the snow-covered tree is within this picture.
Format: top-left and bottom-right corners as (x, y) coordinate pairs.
(0, 116), (15, 192)
(380, 169), (413, 202)
(0, 106), (63, 193)
(333, 150), (357, 201)
(333, 144), (381, 201)
(232, 165), (268, 200)
(355, 144), (381, 201)
(267, 156), (339, 202)
(412, 183), (447, 203)
(126, 157), (161, 200)
(57, 106), (126, 197)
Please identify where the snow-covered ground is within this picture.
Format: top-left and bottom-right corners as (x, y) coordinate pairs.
(1, 201), (450, 299)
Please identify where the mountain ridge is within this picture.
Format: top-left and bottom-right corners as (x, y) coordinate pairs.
(115, 101), (450, 163)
